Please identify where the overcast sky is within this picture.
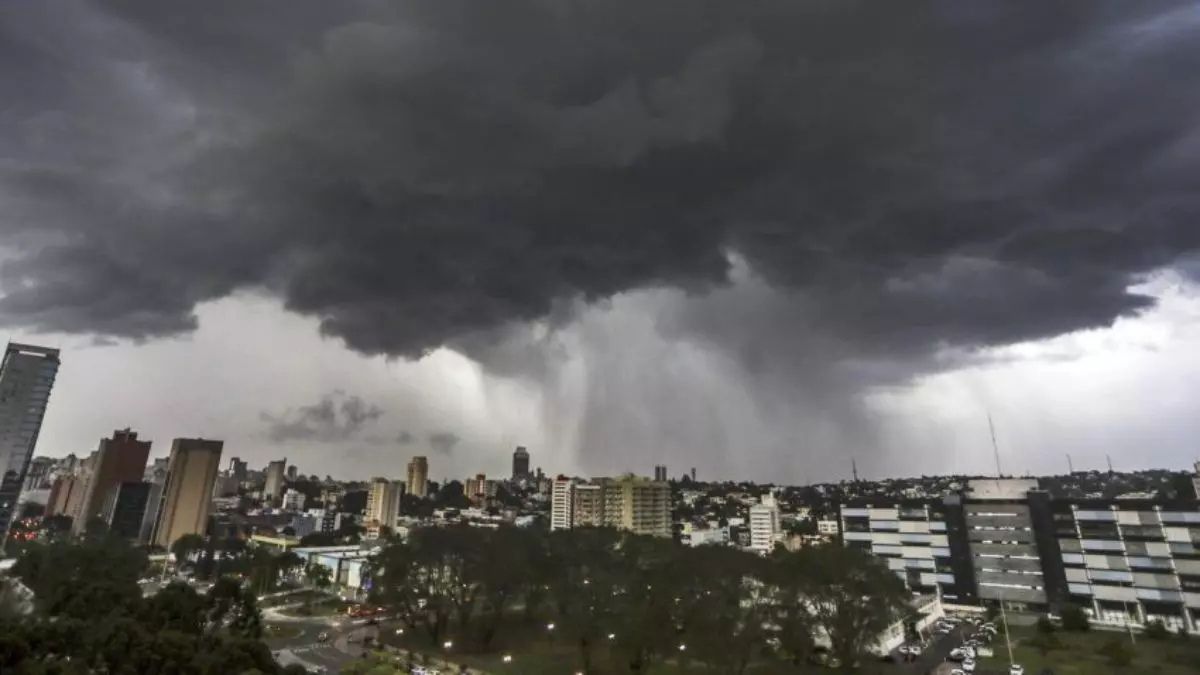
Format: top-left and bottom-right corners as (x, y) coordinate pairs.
(3, 2), (1199, 482)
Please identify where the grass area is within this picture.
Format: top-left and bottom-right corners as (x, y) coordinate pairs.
(263, 624), (305, 641)
(982, 625), (1200, 675)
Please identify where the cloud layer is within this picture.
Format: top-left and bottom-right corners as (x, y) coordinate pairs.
(260, 390), (383, 443)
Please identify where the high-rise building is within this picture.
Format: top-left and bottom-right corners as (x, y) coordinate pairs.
(602, 475), (671, 537)
(653, 464), (668, 482)
(101, 481), (151, 540)
(21, 456), (54, 492)
(512, 446), (530, 481)
(407, 456), (428, 498)
(550, 477), (575, 531)
(72, 429), (151, 534)
(63, 452), (98, 526)
(263, 459), (287, 503)
(228, 457), (248, 481)
(365, 477), (402, 536)
(0, 343), (60, 543)
(465, 474), (487, 504)
(151, 438), (223, 548)
(139, 460), (170, 545)
(1192, 461), (1200, 502)
(690, 467), (696, 482)
(749, 493), (781, 555)
(572, 483), (604, 527)
(286, 464), (298, 481)
(46, 475), (74, 516)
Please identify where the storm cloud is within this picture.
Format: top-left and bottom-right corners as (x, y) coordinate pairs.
(3, 2), (1200, 476)
(260, 390), (384, 443)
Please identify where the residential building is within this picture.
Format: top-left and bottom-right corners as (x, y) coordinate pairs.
(100, 481), (151, 540)
(749, 493), (781, 555)
(681, 522), (729, 547)
(406, 456), (428, 498)
(550, 477), (574, 531)
(364, 477), (402, 535)
(21, 456), (54, 492)
(286, 464), (298, 481)
(62, 452), (98, 525)
(0, 343), (59, 543)
(72, 429), (152, 534)
(964, 479), (1047, 609)
(1193, 462), (1200, 503)
(512, 446), (530, 481)
(263, 459), (287, 504)
(602, 474), (671, 537)
(465, 474), (487, 504)
(139, 458), (170, 544)
(46, 476), (74, 516)
(816, 519), (840, 536)
(572, 483), (604, 527)
(281, 488), (307, 512)
(228, 457), (248, 481)
(151, 438), (224, 548)
(654, 464), (668, 482)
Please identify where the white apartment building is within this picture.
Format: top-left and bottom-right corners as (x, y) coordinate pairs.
(281, 488), (307, 512)
(365, 477), (403, 537)
(749, 493), (781, 554)
(550, 477), (574, 531)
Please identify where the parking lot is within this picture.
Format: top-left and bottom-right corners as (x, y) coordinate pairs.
(883, 615), (1012, 675)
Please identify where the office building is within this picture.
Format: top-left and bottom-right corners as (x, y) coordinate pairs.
(407, 456), (428, 498)
(62, 452), (98, 525)
(602, 474), (671, 538)
(282, 488), (307, 512)
(21, 456), (54, 492)
(151, 438), (224, 548)
(100, 481), (151, 540)
(749, 493), (782, 555)
(964, 479), (1047, 608)
(228, 457), (248, 481)
(572, 483), (604, 527)
(72, 428), (151, 534)
(46, 475), (74, 516)
(550, 477), (575, 531)
(512, 446), (530, 481)
(654, 464), (668, 482)
(365, 477), (402, 535)
(465, 474), (487, 504)
(263, 459), (287, 503)
(0, 343), (59, 543)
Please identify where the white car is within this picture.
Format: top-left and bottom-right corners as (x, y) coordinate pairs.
(1010, 666), (1025, 675)
(961, 658), (976, 673)
(906, 644), (922, 656)
(950, 670), (965, 675)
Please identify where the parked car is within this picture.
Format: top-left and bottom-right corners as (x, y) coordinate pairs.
(316, 632), (329, 642)
(961, 658), (976, 672)
(1009, 666), (1025, 675)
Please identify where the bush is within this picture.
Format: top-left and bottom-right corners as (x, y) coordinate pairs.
(1035, 616), (1056, 635)
(1028, 631), (1062, 656)
(1098, 637), (1133, 667)
(1144, 619), (1170, 640)
(1059, 604), (1090, 632)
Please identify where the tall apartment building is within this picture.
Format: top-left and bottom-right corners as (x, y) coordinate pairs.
(550, 477), (575, 531)
(281, 488), (307, 512)
(263, 459), (287, 503)
(512, 446), (530, 481)
(602, 475), (671, 538)
(573, 483), (605, 527)
(72, 429), (151, 534)
(21, 456), (54, 492)
(840, 479), (1200, 632)
(151, 438), (224, 548)
(749, 493), (782, 555)
(407, 456), (428, 498)
(0, 343), (59, 543)
(100, 481), (151, 540)
(62, 452), (98, 525)
(228, 457), (248, 481)
(365, 477), (403, 537)
(465, 474), (487, 504)
(654, 464), (668, 482)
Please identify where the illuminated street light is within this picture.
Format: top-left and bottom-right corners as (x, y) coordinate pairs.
(502, 655), (513, 663)
(546, 622), (556, 631)
(443, 640), (453, 649)
(678, 644), (687, 652)
(607, 633), (616, 640)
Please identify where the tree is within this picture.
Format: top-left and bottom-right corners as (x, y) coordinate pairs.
(1028, 630), (1061, 656)
(1059, 603), (1090, 631)
(778, 544), (908, 670)
(1098, 636), (1133, 666)
(1144, 619), (1170, 640)
(683, 546), (773, 675)
(299, 531), (338, 547)
(171, 533), (206, 571)
(1036, 615), (1056, 635)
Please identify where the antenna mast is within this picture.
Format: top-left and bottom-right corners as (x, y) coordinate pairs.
(852, 458), (859, 483)
(1067, 453), (1074, 474)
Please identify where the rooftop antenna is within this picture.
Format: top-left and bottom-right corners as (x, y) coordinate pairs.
(1067, 453), (1074, 474)
(988, 413), (1004, 481)
(1107, 454), (1114, 474)
(852, 458), (859, 483)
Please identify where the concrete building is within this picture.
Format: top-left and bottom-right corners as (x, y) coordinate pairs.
(151, 438), (224, 548)
(281, 488), (307, 512)
(139, 458), (170, 544)
(365, 477), (402, 536)
(228, 457), (248, 481)
(62, 452), (98, 526)
(286, 464), (298, 481)
(550, 477), (575, 531)
(602, 475), (671, 538)
(100, 481), (151, 540)
(749, 493), (781, 555)
(0, 343), (59, 543)
(654, 464), (668, 482)
(21, 456), (54, 492)
(512, 446), (530, 481)
(263, 459), (287, 504)
(72, 429), (151, 534)
(572, 483), (604, 527)
(465, 474), (487, 504)
(406, 456), (428, 498)
(1193, 462), (1200, 502)
(817, 519), (840, 536)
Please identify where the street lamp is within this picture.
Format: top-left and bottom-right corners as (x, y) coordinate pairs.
(502, 655), (512, 663)
(546, 622), (556, 631)
(443, 640), (453, 649)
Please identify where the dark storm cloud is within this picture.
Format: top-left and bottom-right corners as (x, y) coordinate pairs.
(260, 390), (384, 443)
(397, 430), (415, 445)
(3, 1), (1200, 366)
(427, 432), (460, 456)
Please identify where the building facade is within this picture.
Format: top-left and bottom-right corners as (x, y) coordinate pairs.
(263, 459), (287, 504)
(602, 475), (671, 538)
(512, 446), (530, 481)
(749, 494), (781, 555)
(365, 477), (402, 536)
(151, 438), (224, 548)
(406, 456), (428, 498)
(72, 428), (151, 534)
(550, 477), (574, 531)
(0, 343), (59, 543)
(101, 481), (151, 540)
(281, 488), (307, 512)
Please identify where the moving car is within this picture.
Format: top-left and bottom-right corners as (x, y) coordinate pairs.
(1009, 666), (1025, 675)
